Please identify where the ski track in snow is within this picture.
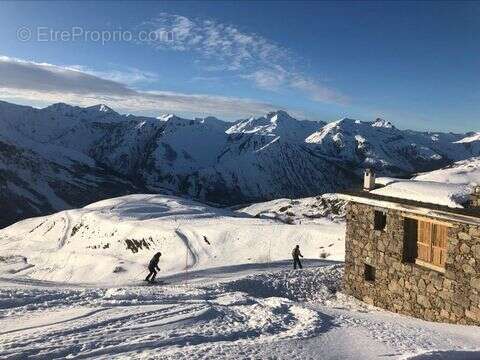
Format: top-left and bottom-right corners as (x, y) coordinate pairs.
(1, 263), (480, 360)
(174, 228), (199, 269)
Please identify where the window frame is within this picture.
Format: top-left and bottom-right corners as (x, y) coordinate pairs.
(403, 215), (451, 273)
(374, 210), (387, 231)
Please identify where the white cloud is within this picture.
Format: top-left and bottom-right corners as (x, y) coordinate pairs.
(0, 56), (276, 117)
(141, 13), (288, 70)
(289, 74), (348, 105)
(243, 67), (287, 91)
(0, 56), (134, 96)
(140, 13), (347, 105)
(67, 65), (160, 85)
(242, 66), (347, 104)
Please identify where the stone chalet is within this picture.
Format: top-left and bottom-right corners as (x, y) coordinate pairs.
(339, 169), (480, 325)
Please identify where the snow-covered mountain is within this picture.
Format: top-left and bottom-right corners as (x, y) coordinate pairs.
(0, 100), (479, 227)
(226, 110), (325, 141)
(305, 117), (476, 173)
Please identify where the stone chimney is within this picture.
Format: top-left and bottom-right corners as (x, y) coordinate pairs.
(470, 186), (480, 208)
(364, 169), (376, 192)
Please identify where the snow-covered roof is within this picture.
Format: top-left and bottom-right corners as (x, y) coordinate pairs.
(340, 157), (480, 223)
(371, 178), (472, 209)
(370, 157), (480, 209)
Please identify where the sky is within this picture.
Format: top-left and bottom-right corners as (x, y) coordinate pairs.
(0, 0), (478, 131)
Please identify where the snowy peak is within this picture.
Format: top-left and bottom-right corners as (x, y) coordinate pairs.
(157, 114), (176, 121)
(226, 110), (323, 142)
(197, 116), (230, 131)
(304, 115), (480, 174)
(43, 102), (120, 121)
(44, 102), (77, 113)
(159, 114), (229, 137)
(307, 117), (394, 144)
(372, 117), (394, 129)
(162, 114), (193, 127)
(266, 110), (294, 122)
(305, 117), (358, 144)
(86, 104), (117, 114)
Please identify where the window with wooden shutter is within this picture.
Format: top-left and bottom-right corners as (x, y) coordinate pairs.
(403, 216), (449, 272)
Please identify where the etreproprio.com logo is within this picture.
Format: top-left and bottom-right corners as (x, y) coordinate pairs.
(16, 26), (174, 45)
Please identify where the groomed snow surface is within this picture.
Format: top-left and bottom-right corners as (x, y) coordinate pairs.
(1, 194), (480, 359)
(2, 263), (480, 359)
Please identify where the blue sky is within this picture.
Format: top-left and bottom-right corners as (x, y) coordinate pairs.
(0, 1), (478, 131)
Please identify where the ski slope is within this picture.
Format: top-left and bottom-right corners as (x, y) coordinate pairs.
(1, 262), (480, 359)
(0, 194), (344, 284)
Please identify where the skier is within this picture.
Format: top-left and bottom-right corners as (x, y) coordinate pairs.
(145, 252), (162, 283)
(292, 245), (303, 270)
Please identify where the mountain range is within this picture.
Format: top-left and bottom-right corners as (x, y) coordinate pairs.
(0, 100), (479, 227)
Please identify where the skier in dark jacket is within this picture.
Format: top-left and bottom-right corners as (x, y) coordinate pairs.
(145, 252), (162, 282)
(292, 245), (303, 270)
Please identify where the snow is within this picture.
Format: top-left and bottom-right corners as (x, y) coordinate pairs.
(455, 132), (480, 144)
(0, 194), (345, 284)
(1, 99), (480, 228)
(2, 99), (480, 357)
(414, 157), (480, 186)
(304, 116), (479, 174)
(371, 118), (394, 128)
(371, 179), (472, 208)
(1, 262), (480, 359)
(226, 110), (324, 142)
(238, 193), (346, 224)
(372, 157), (480, 208)
(1, 194), (480, 358)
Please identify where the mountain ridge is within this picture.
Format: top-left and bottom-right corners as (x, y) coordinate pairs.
(0, 100), (479, 227)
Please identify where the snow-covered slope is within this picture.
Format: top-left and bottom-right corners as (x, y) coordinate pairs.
(1, 100), (479, 227)
(238, 194), (346, 224)
(0, 194), (344, 284)
(3, 261), (480, 359)
(414, 156), (480, 185)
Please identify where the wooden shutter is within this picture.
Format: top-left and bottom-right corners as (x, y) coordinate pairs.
(417, 221), (432, 263)
(431, 224), (448, 267)
(416, 220), (448, 268)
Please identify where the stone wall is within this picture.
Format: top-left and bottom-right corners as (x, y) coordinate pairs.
(342, 202), (480, 325)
